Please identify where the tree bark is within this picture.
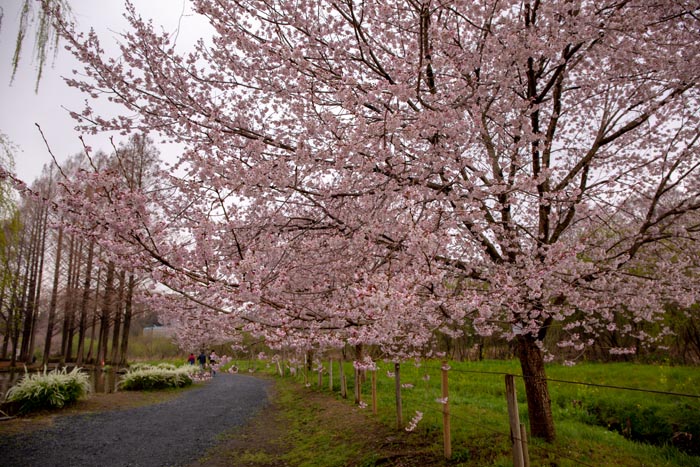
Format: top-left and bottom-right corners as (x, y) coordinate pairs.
(516, 335), (556, 442)
(5, 234), (25, 363)
(118, 273), (135, 365)
(42, 226), (64, 365)
(13, 228), (31, 366)
(60, 235), (77, 363)
(87, 267), (101, 363)
(65, 247), (81, 362)
(0, 280), (7, 359)
(110, 270), (125, 364)
(97, 261), (115, 366)
(75, 240), (95, 365)
(26, 204), (48, 364)
(19, 210), (40, 362)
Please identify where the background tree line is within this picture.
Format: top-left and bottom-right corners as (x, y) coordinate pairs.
(0, 133), (161, 367)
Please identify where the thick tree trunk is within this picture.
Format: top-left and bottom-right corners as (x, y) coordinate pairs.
(9, 303), (20, 367)
(42, 227), (64, 365)
(6, 235), (26, 364)
(516, 335), (556, 442)
(110, 270), (125, 364)
(97, 262), (115, 366)
(0, 283), (7, 359)
(26, 205), (48, 364)
(60, 235), (77, 363)
(87, 267), (101, 363)
(13, 233), (31, 366)
(64, 248), (82, 363)
(19, 215), (39, 362)
(76, 240), (95, 365)
(118, 274), (134, 365)
(7, 298), (17, 364)
(10, 276), (25, 367)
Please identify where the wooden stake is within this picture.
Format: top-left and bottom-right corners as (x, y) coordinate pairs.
(329, 359), (333, 391)
(354, 367), (362, 404)
(442, 362), (452, 459)
(371, 369), (378, 415)
(318, 367), (323, 387)
(505, 374), (525, 467)
(340, 359), (347, 398)
(520, 423), (531, 467)
(395, 362), (403, 430)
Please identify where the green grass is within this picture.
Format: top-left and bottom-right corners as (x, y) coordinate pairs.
(124, 335), (182, 360)
(274, 378), (381, 467)
(267, 359), (700, 466)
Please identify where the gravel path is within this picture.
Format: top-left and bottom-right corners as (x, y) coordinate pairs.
(0, 374), (271, 467)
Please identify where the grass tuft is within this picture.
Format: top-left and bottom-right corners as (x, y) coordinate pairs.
(119, 365), (195, 391)
(5, 367), (91, 414)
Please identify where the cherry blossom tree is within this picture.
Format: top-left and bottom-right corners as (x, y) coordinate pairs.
(51, 0), (699, 440)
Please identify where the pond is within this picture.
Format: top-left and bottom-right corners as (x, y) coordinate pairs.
(0, 368), (122, 399)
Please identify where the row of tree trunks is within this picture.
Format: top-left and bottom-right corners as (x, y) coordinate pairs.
(42, 226), (63, 365)
(2, 227), (137, 367)
(1, 135), (159, 367)
(0, 212), (136, 368)
(75, 240), (95, 365)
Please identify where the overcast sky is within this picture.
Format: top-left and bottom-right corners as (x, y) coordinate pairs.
(0, 0), (209, 184)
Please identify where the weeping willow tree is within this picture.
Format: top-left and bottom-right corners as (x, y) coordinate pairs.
(2, 0), (71, 92)
(0, 132), (21, 360)
(0, 132), (18, 214)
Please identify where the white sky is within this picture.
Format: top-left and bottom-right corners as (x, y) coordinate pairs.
(0, 0), (210, 184)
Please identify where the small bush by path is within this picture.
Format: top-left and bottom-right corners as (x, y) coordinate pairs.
(4, 367), (91, 414)
(119, 365), (195, 390)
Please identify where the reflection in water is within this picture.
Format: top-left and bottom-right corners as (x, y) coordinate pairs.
(92, 369), (120, 394)
(0, 368), (122, 399)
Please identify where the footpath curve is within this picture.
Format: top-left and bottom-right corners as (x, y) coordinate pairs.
(0, 374), (271, 467)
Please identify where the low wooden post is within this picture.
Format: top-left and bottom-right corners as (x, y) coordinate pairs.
(395, 362), (403, 430)
(303, 354), (308, 385)
(329, 359), (333, 391)
(520, 423), (531, 467)
(340, 359), (347, 399)
(371, 369), (378, 415)
(505, 374), (525, 467)
(442, 362), (452, 459)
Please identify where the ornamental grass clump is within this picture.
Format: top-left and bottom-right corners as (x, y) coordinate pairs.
(5, 367), (91, 414)
(127, 362), (178, 372)
(119, 366), (193, 391)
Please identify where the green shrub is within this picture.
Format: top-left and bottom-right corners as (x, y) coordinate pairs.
(578, 397), (700, 454)
(127, 362), (178, 372)
(5, 367), (91, 413)
(119, 366), (194, 391)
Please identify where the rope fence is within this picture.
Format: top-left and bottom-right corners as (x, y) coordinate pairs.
(421, 363), (700, 399)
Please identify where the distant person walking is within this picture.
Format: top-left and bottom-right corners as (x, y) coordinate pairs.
(197, 351), (207, 369)
(187, 353), (195, 365)
(209, 351), (218, 376)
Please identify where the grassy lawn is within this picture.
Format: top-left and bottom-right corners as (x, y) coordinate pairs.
(255, 359), (699, 466)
